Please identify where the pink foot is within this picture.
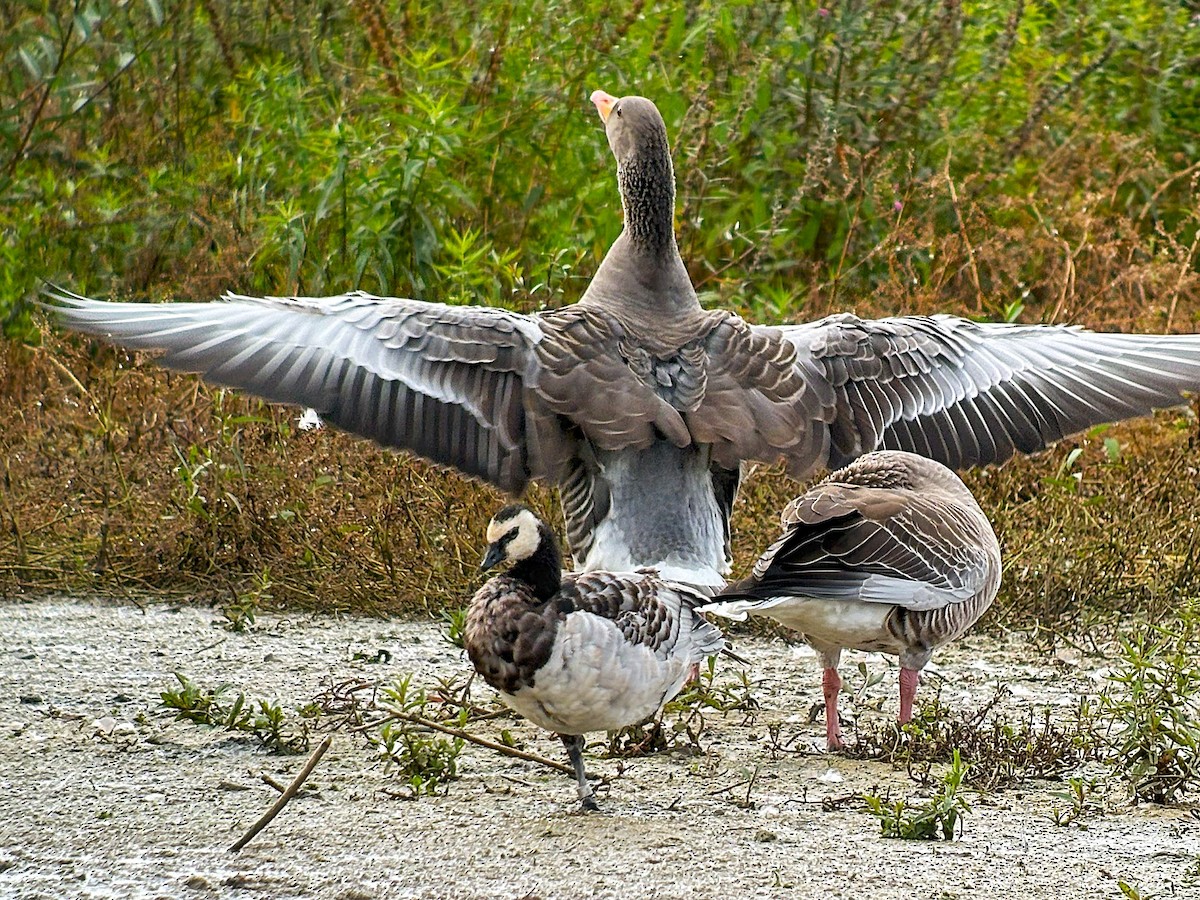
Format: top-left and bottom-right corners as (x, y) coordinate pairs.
(898, 667), (920, 724)
(822, 667), (843, 750)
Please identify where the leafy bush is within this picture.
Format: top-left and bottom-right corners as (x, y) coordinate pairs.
(1102, 602), (1200, 804)
(3, 1), (1197, 330)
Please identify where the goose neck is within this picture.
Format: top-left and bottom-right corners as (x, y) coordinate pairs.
(618, 154), (677, 257)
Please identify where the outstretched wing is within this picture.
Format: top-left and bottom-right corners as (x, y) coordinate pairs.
(42, 287), (545, 493)
(765, 313), (1200, 471)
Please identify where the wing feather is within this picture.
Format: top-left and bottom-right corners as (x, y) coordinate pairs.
(43, 287), (544, 493)
(768, 314), (1200, 471)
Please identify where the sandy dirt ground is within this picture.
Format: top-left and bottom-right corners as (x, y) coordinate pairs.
(2, 596), (1198, 900)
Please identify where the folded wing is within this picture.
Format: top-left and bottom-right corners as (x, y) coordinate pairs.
(744, 485), (993, 612)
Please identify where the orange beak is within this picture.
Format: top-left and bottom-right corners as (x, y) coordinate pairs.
(590, 90), (617, 123)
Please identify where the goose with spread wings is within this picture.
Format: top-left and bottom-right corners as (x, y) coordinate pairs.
(43, 90), (1200, 588)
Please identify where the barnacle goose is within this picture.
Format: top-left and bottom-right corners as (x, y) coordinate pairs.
(464, 504), (728, 809)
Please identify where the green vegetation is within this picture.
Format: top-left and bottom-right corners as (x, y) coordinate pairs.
(372, 675), (466, 796)
(864, 749), (971, 839)
(160, 671), (313, 753)
(1048, 776), (1104, 828)
(1, 1), (1198, 621)
(1103, 600), (1200, 803)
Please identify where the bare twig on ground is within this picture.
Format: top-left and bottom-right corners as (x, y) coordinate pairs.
(229, 735), (332, 852)
(359, 711), (576, 776)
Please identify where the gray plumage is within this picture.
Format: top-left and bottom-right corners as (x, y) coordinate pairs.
(40, 91), (1200, 588)
(464, 504), (726, 809)
(703, 450), (1001, 749)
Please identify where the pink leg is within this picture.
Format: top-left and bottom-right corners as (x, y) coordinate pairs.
(822, 667), (843, 750)
(898, 667), (921, 723)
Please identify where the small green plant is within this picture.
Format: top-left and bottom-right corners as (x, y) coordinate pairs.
(161, 672), (251, 729)
(1102, 603), (1200, 804)
(376, 720), (464, 797)
(160, 672), (310, 753)
(219, 568), (273, 632)
(1117, 880), (1156, 900)
(864, 749), (970, 840)
(441, 606), (467, 649)
(1048, 776), (1104, 827)
(370, 674), (466, 797)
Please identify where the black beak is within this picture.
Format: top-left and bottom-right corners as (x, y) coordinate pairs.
(480, 543), (506, 572)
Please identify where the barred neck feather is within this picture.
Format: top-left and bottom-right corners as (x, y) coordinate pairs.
(618, 149), (676, 257)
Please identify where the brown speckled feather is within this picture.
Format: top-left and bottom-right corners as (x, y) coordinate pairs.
(464, 574), (565, 695)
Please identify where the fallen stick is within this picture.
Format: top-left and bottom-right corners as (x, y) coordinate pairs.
(229, 735), (332, 852)
(368, 711), (577, 777)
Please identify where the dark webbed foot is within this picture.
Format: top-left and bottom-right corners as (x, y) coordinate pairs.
(559, 733), (599, 810)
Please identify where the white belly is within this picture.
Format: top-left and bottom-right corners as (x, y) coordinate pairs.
(706, 595), (902, 654)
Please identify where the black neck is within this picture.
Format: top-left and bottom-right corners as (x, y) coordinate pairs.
(618, 150), (677, 257)
(509, 524), (562, 600)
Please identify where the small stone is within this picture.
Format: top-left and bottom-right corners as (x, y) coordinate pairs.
(755, 829), (777, 842)
(19, 694), (43, 705)
(184, 875), (213, 890)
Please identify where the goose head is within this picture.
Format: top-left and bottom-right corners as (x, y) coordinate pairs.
(590, 90), (676, 256)
(480, 504), (547, 572)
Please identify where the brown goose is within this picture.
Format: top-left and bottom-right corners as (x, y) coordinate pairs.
(464, 504), (727, 810)
(42, 91), (1200, 588)
(703, 451), (1001, 750)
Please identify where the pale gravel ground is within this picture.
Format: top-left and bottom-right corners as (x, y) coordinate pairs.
(1, 597), (1197, 900)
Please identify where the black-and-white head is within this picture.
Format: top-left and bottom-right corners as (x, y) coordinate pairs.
(480, 505), (544, 572)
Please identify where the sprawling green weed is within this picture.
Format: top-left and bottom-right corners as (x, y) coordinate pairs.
(160, 672), (311, 754)
(1102, 602), (1200, 804)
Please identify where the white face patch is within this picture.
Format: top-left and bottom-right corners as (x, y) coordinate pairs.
(486, 508), (541, 563)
